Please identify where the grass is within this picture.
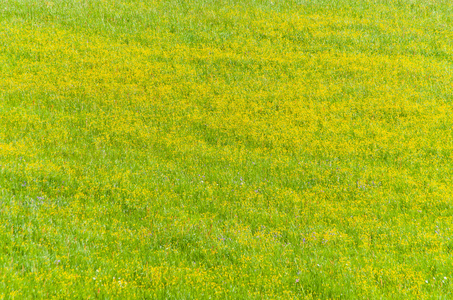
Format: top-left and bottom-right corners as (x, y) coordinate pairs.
(1, 0), (453, 298)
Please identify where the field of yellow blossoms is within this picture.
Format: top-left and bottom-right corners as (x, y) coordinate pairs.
(1, 0), (453, 298)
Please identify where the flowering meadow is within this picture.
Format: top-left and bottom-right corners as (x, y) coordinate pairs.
(1, 0), (453, 298)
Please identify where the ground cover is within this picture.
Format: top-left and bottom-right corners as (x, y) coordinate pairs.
(1, 0), (453, 298)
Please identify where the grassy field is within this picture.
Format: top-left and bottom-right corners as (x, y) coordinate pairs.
(1, 0), (453, 298)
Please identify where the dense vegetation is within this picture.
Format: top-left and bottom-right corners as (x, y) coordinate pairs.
(1, 0), (453, 298)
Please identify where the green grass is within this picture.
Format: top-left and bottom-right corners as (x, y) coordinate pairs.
(1, 0), (453, 298)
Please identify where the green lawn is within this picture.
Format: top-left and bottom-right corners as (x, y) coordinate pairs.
(1, 0), (453, 298)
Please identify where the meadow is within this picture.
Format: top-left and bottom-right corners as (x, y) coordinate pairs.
(1, 0), (453, 298)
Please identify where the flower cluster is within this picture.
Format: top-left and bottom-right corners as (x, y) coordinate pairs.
(1, 0), (452, 298)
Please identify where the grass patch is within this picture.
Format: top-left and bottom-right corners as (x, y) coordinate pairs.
(1, 0), (453, 298)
